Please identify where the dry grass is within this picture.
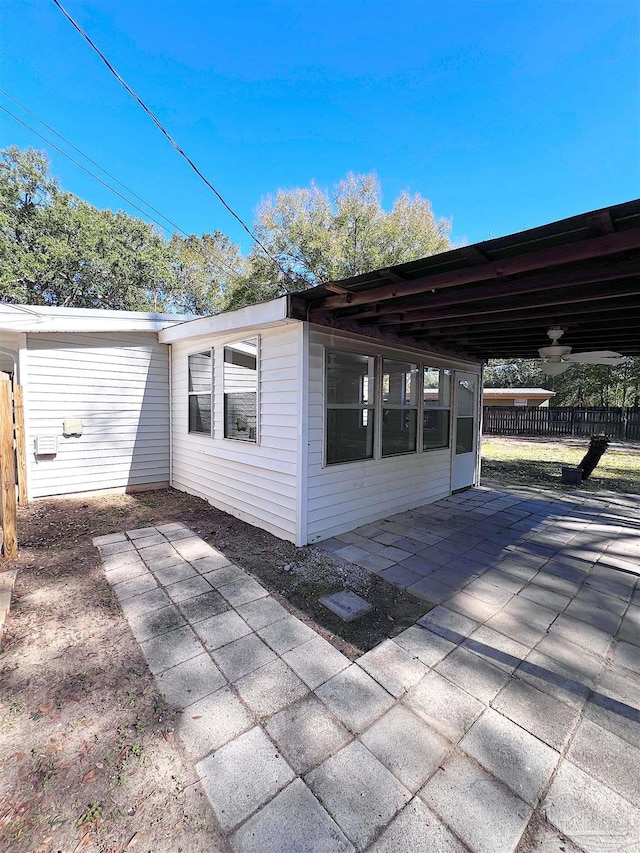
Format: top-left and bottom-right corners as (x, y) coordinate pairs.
(481, 436), (640, 494)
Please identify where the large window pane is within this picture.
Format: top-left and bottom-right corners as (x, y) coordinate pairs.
(224, 338), (258, 441)
(422, 366), (451, 451)
(382, 358), (418, 456)
(423, 409), (450, 450)
(382, 409), (417, 456)
(188, 351), (212, 435)
(189, 395), (212, 434)
(326, 409), (375, 464)
(456, 417), (474, 454)
(423, 367), (451, 408)
(326, 349), (375, 464)
(326, 351), (375, 405)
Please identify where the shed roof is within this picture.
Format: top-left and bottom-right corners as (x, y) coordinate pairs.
(287, 199), (640, 362)
(482, 388), (555, 396)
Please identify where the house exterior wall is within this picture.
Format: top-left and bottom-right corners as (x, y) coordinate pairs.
(170, 322), (301, 543)
(24, 332), (170, 498)
(304, 326), (481, 544)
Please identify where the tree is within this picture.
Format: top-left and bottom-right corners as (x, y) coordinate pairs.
(169, 232), (245, 315)
(484, 357), (640, 406)
(222, 172), (451, 309)
(0, 146), (175, 311)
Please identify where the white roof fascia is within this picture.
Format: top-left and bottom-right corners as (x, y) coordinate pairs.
(0, 304), (191, 334)
(159, 297), (292, 343)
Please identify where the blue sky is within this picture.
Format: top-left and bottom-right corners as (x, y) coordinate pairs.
(1, 0), (638, 252)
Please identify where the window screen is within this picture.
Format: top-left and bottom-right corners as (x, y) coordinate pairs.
(422, 367), (451, 450)
(188, 351), (212, 434)
(326, 350), (375, 464)
(224, 338), (258, 441)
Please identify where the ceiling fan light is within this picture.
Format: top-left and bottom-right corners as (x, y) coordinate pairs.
(538, 345), (572, 358)
(540, 361), (572, 376)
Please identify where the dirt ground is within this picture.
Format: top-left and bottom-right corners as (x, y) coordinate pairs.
(0, 487), (428, 853)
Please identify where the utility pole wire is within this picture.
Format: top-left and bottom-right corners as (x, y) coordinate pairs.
(1, 87), (185, 238)
(51, 0), (293, 286)
(1, 101), (244, 283)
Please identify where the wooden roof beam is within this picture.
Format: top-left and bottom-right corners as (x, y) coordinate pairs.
(328, 257), (639, 321)
(319, 228), (640, 309)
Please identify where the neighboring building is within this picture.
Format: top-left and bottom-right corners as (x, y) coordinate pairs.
(482, 388), (556, 407)
(0, 305), (184, 499)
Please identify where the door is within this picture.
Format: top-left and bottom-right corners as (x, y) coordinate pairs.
(451, 372), (478, 491)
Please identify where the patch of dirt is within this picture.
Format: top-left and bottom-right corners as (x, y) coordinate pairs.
(0, 487), (429, 852)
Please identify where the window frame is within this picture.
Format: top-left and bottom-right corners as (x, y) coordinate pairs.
(420, 366), (452, 453)
(323, 346), (461, 467)
(324, 347), (377, 465)
(380, 357), (420, 458)
(223, 336), (260, 444)
(187, 349), (213, 436)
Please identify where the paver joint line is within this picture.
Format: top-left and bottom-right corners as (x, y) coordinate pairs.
(96, 486), (640, 852)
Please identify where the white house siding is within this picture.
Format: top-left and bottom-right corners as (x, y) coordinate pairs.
(170, 322), (300, 543)
(25, 332), (170, 498)
(305, 326), (481, 544)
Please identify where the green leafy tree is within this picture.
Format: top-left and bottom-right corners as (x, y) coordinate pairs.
(169, 232), (245, 315)
(0, 146), (175, 310)
(222, 172), (451, 309)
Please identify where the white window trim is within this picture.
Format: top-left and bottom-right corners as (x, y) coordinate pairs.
(187, 348), (213, 437)
(222, 335), (260, 445)
(323, 347), (455, 467)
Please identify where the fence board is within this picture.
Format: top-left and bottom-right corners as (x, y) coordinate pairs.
(12, 382), (27, 505)
(0, 375), (17, 559)
(483, 406), (640, 440)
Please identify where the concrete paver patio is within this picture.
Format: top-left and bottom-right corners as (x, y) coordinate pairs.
(95, 486), (640, 853)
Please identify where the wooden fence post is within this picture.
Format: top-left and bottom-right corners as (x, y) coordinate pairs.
(0, 375), (18, 559)
(12, 380), (27, 505)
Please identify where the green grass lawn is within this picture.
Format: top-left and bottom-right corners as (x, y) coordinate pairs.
(481, 436), (640, 495)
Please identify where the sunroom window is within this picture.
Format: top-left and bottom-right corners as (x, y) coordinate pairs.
(188, 351), (212, 435)
(224, 338), (258, 442)
(381, 359), (419, 456)
(422, 366), (451, 450)
(326, 350), (375, 464)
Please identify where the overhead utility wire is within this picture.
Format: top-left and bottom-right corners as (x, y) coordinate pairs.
(1, 101), (243, 283)
(1, 87), (185, 237)
(52, 0), (293, 285)
(1, 104), (185, 234)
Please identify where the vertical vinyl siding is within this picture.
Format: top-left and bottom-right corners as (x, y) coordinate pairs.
(171, 323), (300, 543)
(26, 332), (170, 498)
(305, 327), (481, 543)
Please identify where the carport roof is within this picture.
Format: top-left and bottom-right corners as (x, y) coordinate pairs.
(287, 199), (640, 362)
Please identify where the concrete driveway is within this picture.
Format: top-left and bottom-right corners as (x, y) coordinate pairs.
(96, 485), (640, 853)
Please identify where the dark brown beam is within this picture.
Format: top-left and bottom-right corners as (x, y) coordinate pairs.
(396, 309), (640, 337)
(319, 228), (640, 310)
(364, 283), (640, 328)
(398, 298), (640, 333)
(330, 258), (639, 321)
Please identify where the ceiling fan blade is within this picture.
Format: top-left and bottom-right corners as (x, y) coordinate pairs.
(567, 351), (627, 365)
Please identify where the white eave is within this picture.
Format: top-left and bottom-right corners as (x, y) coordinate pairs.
(158, 296), (294, 343)
(0, 304), (192, 334)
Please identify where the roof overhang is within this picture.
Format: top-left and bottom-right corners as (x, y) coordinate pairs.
(287, 199), (640, 362)
(0, 304), (192, 334)
(159, 296), (292, 343)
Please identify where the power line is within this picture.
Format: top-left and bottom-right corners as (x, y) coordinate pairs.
(0, 102), (243, 283)
(1, 104), (183, 234)
(51, 0), (293, 285)
(0, 87), (185, 237)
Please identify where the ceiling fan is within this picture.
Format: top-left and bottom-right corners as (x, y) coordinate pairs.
(537, 328), (629, 376)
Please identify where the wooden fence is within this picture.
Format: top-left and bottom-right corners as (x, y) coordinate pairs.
(0, 373), (27, 559)
(483, 406), (640, 441)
